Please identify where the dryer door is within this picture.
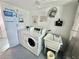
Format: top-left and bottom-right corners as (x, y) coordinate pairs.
(28, 38), (35, 47)
(26, 34), (38, 48)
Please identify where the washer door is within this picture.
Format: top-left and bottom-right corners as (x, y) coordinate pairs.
(28, 38), (36, 47)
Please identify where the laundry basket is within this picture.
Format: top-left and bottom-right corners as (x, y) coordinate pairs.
(47, 51), (55, 59)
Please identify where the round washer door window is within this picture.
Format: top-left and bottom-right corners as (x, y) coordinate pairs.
(28, 38), (35, 47)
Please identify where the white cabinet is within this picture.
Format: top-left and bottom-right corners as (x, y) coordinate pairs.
(44, 33), (63, 52)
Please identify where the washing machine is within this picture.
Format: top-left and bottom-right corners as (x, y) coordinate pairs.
(19, 27), (47, 56)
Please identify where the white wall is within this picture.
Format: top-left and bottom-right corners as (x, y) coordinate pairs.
(60, 2), (78, 40)
(0, 1), (78, 41)
(72, 5), (79, 31)
(0, 1), (33, 26)
(0, 1), (33, 51)
(69, 4), (79, 41)
(31, 1), (78, 40)
(0, 3), (9, 54)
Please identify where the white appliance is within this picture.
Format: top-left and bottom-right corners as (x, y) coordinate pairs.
(3, 8), (19, 47)
(69, 5), (79, 40)
(19, 27), (46, 56)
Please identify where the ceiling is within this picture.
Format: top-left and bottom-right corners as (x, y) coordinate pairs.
(0, 0), (36, 10)
(0, 0), (78, 10)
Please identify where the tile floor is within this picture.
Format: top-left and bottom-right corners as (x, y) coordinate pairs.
(0, 45), (46, 59)
(0, 44), (64, 59)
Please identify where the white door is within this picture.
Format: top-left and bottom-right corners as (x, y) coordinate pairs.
(5, 22), (19, 47)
